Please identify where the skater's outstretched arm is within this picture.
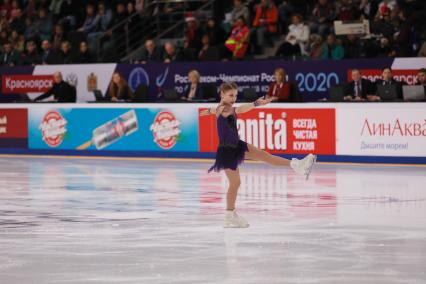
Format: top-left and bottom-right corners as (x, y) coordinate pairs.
(199, 107), (217, 116)
(235, 96), (273, 114)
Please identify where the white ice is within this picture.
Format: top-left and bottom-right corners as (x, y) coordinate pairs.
(0, 156), (425, 284)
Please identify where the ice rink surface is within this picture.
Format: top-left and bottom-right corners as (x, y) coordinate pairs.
(0, 156), (425, 284)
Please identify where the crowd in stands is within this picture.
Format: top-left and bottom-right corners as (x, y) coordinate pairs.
(0, 0), (425, 66)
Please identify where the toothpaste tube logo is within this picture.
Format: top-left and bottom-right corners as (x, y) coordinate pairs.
(150, 111), (181, 150)
(39, 111), (67, 147)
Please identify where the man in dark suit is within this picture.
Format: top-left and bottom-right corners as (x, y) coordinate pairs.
(34, 72), (76, 102)
(138, 39), (163, 63)
(0, 42), (21, 66)
(344, 69), (374, 101)
(373, 67), (403, 101)
(40, 40), (62, 65)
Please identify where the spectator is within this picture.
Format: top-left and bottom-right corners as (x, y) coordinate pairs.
(198, 34), (216, 61)
(162, 42), (181, 63)
(24, 17), (37, 41)
(49, 0), (63, 20)
(394, 9), (412, 57)
(182, 70), (203, 101)
(266, 67), (301, 102)
(185, 17), (202, 51)
(224, 16), (250, 60)
(278, 0), (296, 33)
(9, 8), (25, 34)
(343, 69), (374, 101)
(139, 39), (163, 63)
(322, 34), (344, 60)
(102, 2), (128, 60)
(74, 41), (93, 63)
(9, 0), (20, 21)
(418, 42), (426, 57)
(127, 1), (142, 48)
(0, 0), (12, 20)
(40, 39), (61, 64)
(343, 34), (362, 59)
(60, 41), (73, 64)
(34, 71), (76, 102)
(87, 2), (112, 53)
(33, 7), (53, 42)
(309, 0), (335, 36)
(58, 0), (80, 30)
(21, 40), (41, 65)
(0, 30), (8, 45)
(107, 72), (133, 102)
(252, 0), (278, 51)
(415, 68), (426, 86)
(51, 24), (65, 50)
(77, 4), (99, 35)
(229, 0), (250, 26)
(309, 34), (323, 59)
(377, 37), (396, 58)
(180, 38), (197, 61)
(205, 18), (226, 46)
(275, 14), (309, 58)
(0, 41), (20, 65)
(9, 30), (24, 52)
(335, 0), (360, 21)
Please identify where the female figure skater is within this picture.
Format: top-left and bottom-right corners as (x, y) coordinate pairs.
(200, 82), (316, 228)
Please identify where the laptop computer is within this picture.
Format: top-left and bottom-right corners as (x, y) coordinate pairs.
(93, 90), (107, 101)
(163, 89), (179, 102)
(376, 85), (398, 101)
(242, 88), (257, 101)
(402, 85), (425, 101)
(328, 85), (345, 102)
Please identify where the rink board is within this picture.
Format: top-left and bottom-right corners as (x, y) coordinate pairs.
(0, 103), (425, 164)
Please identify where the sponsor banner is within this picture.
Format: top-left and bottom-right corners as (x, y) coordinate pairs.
(0, 108), (28, 148)
(336, 108), (426, 157)
(350, 69), (419, 84)
(199, 108), (335, 155)
(1, 75), (53, 93)
(28, 107), (198, 151)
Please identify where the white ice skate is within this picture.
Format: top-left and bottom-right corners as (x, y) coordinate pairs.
(290, 154), (317, 180)
(224, 209), (249, 228)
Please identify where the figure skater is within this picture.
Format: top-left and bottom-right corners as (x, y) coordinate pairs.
(200, 82), (316, 228)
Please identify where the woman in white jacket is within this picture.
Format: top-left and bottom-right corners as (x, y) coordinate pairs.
(275, 14), (310, 58)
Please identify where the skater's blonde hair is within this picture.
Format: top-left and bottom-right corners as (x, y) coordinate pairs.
(219, 82), (238, 94)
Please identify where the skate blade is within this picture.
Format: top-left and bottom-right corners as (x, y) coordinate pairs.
(304, 155), (317, 180)
(223, 223), (250, 228)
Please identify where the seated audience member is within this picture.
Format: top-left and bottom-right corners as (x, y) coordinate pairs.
(181, 70), (203, 101)
(266, 68), (301, 102)
(0, 41), (20, 65)
(321, 34), (344, 60)
(416, 68), (426, 86)
(34, 71), (76, 102)
(344, 69), (374, 101)
(371, 67), (403, 101)
(275, 14), (309, 58)
(252, 0), (278, 51)
(224, 16), (250, 60)
(21, 40), (41, 65)
(139, 39), (163, 63)
(107, 72), (133, 101)
(162, 41), (182, 63)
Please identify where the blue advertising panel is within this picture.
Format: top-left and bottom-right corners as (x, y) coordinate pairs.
(28, 107), (199, 152)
